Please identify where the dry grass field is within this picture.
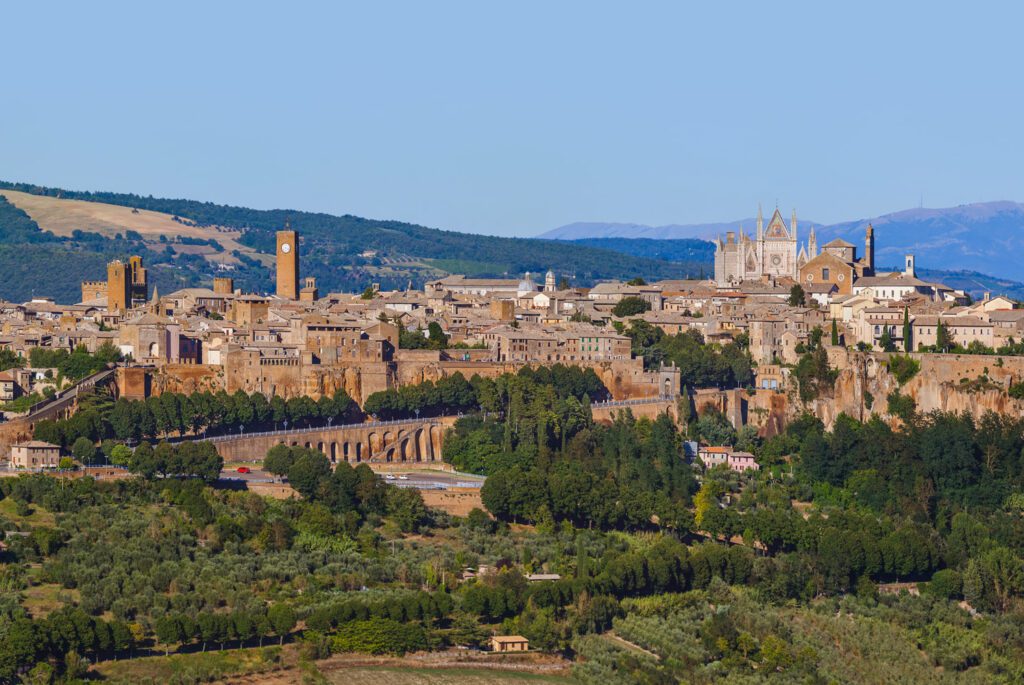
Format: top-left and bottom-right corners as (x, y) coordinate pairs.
(92, 647), (574, 685)
(419, 488), (484, 517)
(0, 188), (268, 266)
(319, 666), (575, 684)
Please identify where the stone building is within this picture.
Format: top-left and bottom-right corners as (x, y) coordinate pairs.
(10, 441), (61, 469)
(80, 256), (149, 312)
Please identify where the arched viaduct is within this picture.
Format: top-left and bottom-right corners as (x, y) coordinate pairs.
(206, 417), (456, 468)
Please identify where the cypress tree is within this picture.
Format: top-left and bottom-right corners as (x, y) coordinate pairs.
(902, 307), (912, 351)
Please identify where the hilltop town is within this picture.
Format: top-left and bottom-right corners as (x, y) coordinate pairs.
(4, 211), (1024, 683)
(1, 204), (1021, 460)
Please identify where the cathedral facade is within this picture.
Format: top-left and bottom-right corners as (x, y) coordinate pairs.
(714, 206), (817, 286)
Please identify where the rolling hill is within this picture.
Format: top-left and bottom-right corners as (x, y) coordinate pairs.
(0, 181), (698, 304)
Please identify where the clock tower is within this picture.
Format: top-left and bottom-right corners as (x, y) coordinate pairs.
(276, 226), (299, 300)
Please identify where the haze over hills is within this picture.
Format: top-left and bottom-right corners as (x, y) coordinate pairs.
(541, 201), (1024, 281)
(541, 217), (825, 241)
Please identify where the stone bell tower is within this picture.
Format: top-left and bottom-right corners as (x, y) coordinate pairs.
(276, 223), (299, 300)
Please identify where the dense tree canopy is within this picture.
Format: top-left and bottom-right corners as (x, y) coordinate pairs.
(36, 387), (355, 447)
(624, 322), (752, 389)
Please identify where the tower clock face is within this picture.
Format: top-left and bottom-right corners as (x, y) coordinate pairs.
(281, 243), (291, 254)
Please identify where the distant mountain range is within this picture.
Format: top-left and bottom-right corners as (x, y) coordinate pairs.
(559, 236), (1024, 300)
(541, 201), (1024, 281)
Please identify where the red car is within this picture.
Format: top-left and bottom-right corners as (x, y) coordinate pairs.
(236, 466), (251, 474)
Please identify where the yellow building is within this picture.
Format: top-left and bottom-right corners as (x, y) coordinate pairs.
(490, 635), (529, 652)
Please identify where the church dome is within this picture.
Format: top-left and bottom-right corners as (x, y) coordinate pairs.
(518, 272), (538, 292)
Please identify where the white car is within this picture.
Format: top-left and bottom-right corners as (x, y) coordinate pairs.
(398, 475), (409, 480)
(384, 474), (396, 480)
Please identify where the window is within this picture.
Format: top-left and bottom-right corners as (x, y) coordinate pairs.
(822, 268), (830, 280)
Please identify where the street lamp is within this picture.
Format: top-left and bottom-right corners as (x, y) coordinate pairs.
(239, 424), (245, 436)
(327, 416), (333, 429)
(283, 419), (289, 432)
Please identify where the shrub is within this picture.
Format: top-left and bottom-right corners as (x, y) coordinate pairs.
(886, 391), (916, 420)
(612, 297), (651, 318)
(887, 355), (921, 385)
(927, 569), (963, 599)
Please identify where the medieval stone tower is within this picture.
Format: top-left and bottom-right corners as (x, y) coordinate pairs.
(106, 260), (130, 313)
(276, 226), (300, 300)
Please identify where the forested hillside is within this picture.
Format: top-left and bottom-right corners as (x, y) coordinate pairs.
(0, 181), (697, 302)
(0, 196), (230, 303)
(4, 361), (1024, 681)
(568, 237), (715, 277)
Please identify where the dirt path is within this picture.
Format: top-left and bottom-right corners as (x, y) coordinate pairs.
(604, 632), (660, 661)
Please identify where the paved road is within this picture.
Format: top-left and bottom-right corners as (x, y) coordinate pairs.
(218, 466), (484, 490)
(385, 470), (485, 490)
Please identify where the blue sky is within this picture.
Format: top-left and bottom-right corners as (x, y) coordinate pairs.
(1, 1), (1020, 236)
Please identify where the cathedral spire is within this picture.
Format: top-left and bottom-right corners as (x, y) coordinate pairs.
(791, 209), (798, 243)
(808, 225), (817, 258)
(756, 204), (763, 240)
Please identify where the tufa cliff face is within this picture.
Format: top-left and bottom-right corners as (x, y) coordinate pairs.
(792, 350), (1024, 429)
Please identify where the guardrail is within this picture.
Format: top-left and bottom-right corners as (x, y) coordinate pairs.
(591, 395), (675, 408)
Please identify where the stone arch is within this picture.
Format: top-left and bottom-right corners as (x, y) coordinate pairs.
(399, 439), (409, 462)
(355, 442), (363, 462)
(317, 441), (325, 454)
(385, 447), (395, 463)
(342, 442), (350, 461)
(329, 442), (337, 463)
(383, 431), (394, 448)
(369, 432), (382, 453)
(429, 425), (441, 461)
(416, 428), (427, 462)
(304, 441), (312, 449)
